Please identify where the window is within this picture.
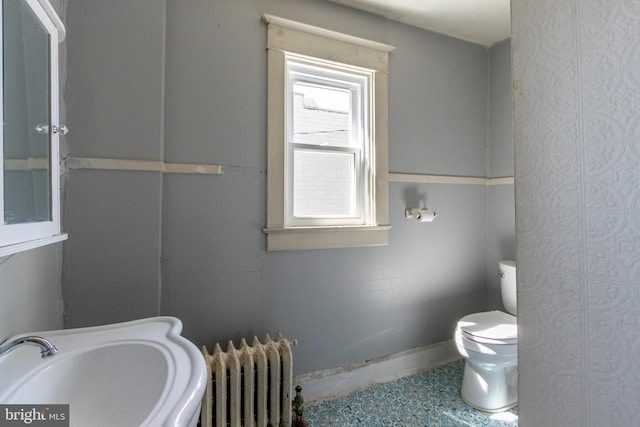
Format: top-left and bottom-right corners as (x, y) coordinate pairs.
(287, 56), (370, 226)
(263, 15), (393, 251)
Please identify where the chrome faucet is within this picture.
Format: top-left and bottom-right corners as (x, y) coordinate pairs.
(0, 336), (58, 358)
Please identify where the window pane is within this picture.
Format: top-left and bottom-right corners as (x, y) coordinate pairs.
(292, 82), (351, 148)
(293, 150), (356, 218)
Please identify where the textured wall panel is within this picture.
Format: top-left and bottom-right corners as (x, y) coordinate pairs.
(513, 0), (640, 425)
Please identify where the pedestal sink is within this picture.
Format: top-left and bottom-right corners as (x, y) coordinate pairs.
(0, 317), (206, 427)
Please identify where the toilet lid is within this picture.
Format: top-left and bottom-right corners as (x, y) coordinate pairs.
(458, 311), (517, 344)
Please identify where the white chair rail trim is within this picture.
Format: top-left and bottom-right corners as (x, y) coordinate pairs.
(389, 173), (514, 186)
(65, 157), (223, 175)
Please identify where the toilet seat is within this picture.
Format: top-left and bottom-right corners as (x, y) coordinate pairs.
(458, 311), (517, 345)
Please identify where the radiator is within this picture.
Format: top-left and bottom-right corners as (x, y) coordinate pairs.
(201, 333), (294, 427)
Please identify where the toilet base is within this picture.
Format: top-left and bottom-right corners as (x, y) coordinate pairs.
(460, 361), (518, 412)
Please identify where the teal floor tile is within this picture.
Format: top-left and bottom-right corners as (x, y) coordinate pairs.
(303, 360), (518, 427)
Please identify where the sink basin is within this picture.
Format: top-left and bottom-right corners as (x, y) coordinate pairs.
(0, 317), (206, 427)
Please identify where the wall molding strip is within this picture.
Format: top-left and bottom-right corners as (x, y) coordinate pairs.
(65, 157), (223, 175)
(487, 176), (514, 185)
(64, 161), (514, 183)
(389, 172), (513, 186)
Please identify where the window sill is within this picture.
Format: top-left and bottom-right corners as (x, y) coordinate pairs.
(0, 233), (68, 257)
(263, 225), (390, 251)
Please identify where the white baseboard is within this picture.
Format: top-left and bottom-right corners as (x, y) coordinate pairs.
(293, 340), (460, 404)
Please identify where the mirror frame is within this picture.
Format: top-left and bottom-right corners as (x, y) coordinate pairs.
(0, 0), (67, 256)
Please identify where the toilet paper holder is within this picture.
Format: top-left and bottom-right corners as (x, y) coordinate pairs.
(405, 208), (438, 222)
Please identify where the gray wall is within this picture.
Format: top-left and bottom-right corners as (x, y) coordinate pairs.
(487, 40), (514, 179)
(0, 246), (64, 341)
(62, 0), (511, 375)
(513, 0), (640, 425)
(486, 40), (515, 310)
(63, 0), (164, 326)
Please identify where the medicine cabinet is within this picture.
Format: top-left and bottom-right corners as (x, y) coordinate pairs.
(0, 0), (67, 256)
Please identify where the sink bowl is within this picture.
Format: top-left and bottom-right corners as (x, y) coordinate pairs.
(0, 317), (206, 427)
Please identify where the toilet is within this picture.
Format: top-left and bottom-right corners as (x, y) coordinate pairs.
(454, 260), (517, 412)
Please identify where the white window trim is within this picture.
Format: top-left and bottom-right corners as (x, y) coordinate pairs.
(262, 14), (393, 251)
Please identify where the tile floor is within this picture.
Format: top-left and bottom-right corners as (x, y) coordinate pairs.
(303, 359), (518, 427)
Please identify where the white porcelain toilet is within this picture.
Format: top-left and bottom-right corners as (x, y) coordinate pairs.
(454, 260), (517, 412)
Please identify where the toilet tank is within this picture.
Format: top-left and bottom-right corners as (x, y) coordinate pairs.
(499, 260), (517, 315)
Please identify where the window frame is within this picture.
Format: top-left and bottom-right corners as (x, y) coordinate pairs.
(285, 55), (371, 227)
(263, 15), (393, 251)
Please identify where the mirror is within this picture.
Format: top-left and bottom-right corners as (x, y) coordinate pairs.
(0, 0), (67, 254)
(3, 0), (52, 225)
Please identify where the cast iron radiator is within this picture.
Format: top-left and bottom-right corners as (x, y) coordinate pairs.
(201, 333), (294, 427)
